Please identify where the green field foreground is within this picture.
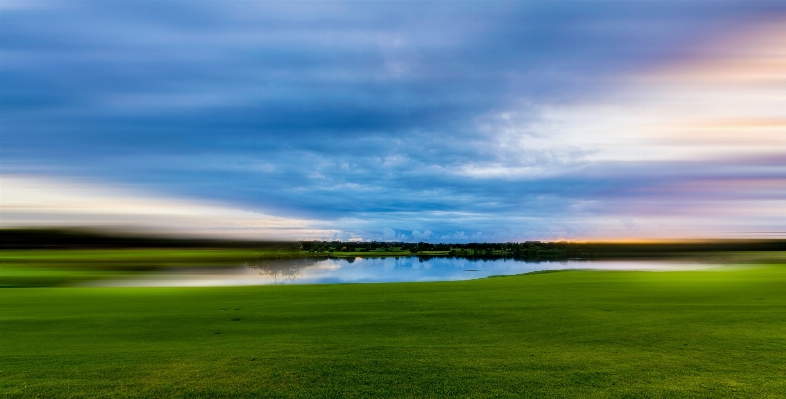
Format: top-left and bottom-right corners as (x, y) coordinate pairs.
(2, 264), (786, 398)
(0, 249), (300, 287)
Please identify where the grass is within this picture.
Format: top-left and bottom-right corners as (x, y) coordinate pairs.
(0, 249), (302, 287)
(2, 262), (786, 397)
(0, 248), (298, 267)
(416, 250), (452, 255)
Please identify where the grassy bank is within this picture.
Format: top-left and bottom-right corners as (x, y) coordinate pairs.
(2, 264), (786, 398)
(0, 249), (303, 287)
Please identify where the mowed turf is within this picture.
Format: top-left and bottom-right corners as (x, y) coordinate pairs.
(2, 265), (786, 398)
(0, 249), (301, 287)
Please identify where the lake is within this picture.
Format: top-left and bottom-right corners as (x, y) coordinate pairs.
(95, 256), (719, 287)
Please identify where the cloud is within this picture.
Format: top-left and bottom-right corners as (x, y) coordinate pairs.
(382, 227), (407, 241)
(412, 230), (432, 240)
(2, 2), (785, 241)
(0, 175), (336, 240)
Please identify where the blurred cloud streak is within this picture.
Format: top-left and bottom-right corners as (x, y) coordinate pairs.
(0, 175), (335, 239)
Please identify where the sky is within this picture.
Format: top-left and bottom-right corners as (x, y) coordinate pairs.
(2, 1), (785, 242)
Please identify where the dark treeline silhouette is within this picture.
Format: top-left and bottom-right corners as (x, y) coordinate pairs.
(3, 228), (785, 259)
(300, 239), (786, 259)
(0, 228), (299, 250)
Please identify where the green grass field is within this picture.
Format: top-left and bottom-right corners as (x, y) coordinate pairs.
(2, 262), (786, 398)
(0, 249), (301, 287)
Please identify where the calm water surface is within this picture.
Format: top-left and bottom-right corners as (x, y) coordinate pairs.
(97, 257), (719, 287)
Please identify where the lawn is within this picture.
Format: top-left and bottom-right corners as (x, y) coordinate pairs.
(2, 263), (785, 398)
(0, 249), (300, 287)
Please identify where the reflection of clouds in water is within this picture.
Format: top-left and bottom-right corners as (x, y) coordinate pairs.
(96, 257), (718, 287)
(382, 258), (396, 271)
(256, 257), (715, 285)
(247, 258), (324, 281)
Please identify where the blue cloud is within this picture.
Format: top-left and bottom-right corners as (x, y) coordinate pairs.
(2, 1), (785, 241)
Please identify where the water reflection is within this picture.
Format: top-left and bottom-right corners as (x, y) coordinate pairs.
(246, 258), (323, 282)
(95, 256), (718, 287)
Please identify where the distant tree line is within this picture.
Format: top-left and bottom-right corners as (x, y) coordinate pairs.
(0, 228), (299, 250)
(299, 240), (786, 259)
(299, 240), (592, 258)
(4, 228), (785, 258)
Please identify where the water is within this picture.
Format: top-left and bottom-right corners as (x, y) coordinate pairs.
(94, 256), (718, 287)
